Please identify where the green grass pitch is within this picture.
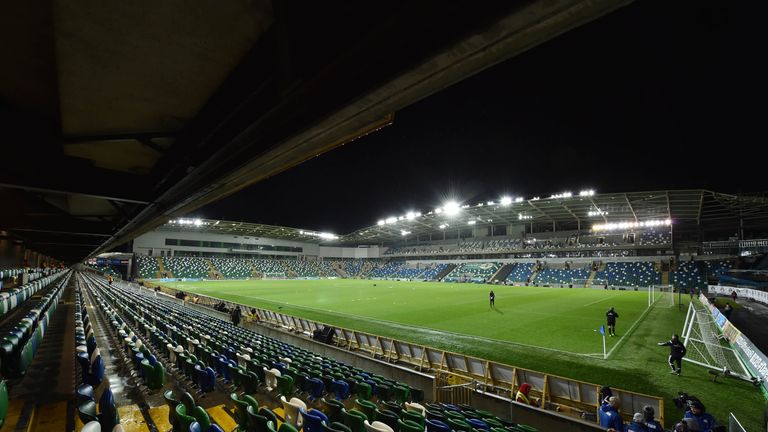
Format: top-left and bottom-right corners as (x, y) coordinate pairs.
(157, 279), (764, 430)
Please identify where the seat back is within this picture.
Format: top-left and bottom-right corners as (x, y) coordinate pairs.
(425, 419), (451, 432)
(302, 409), (329, 432)
(364, 421), (394, 432)
(374, 410), (399, 432)
(98, 389), (120, 431)
(342, 409), (368, 432)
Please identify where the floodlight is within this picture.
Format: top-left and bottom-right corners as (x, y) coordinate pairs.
(400, 230), (411, 236)
(515, 197), (524, 202)
(385, 217), (397, 224)
(435, 208), (443, 214)
(487, 200), (495, 206)
(439, 224), (448, 229)
(194, 219), (203, 226)
(467, 220), (476, 225)
(406, 211), (417, 220)
(443, 201), (460, 216)
(377, 220), (385, 226)
(500, 196), (512, 206)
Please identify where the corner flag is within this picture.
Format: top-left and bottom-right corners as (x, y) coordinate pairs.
(599, 325), (607, 359)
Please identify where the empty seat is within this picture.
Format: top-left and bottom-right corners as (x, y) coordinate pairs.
(364, 421), (395, 432)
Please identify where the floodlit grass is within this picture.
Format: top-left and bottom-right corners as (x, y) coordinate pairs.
(158, 279), (764, 430)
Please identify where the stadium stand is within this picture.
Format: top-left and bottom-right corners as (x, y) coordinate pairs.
(505, 263), (535, 283)
(534, 264), (591, 285)
(595, 261), (661, 287)
(443, 262), (501, 283)
(162, 257), (210, 279)
(90, 272), (557, 432)
(639, 229), (672, 245)
(136, 255), (160, 279)
(211, 257), (253, 279)
(671, 261), (706, 291)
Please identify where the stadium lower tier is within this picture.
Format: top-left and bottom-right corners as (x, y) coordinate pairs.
(135, 256), (733, 289)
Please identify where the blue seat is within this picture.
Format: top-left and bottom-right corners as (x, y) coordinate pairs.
(307, 377), (325, 400)
(303, 409), (329, 432)
(426, 419), (451, 432)
(77, 384), (94, 404)
(190, 422), (202, 432)
(467, 418), (488, 430)
(206, 425), (225, 432)
(88, 356), (105, 386)
(98, 389), (120, 431)
(332, 379), (350, 400)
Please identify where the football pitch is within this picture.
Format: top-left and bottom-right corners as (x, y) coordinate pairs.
(156, 279), (764, 430)
(161, 279), (647, 355)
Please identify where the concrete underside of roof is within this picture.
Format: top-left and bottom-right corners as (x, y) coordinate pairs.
(1, 0), (634, 262)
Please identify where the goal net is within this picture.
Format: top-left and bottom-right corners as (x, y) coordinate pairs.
(681, 300), (750, 379)
(650, 285), (675, 307)
(262, 272), (287, 280)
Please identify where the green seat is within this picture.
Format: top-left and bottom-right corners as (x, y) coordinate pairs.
(398, 419), (422, 432)
(321, 398), (346, 423)
(279, 423), (299, 432)
(355, 399), (377, 422)
(444, 410), (465, 420)
(343, 409), (368, 432)
(247, 405), (272, 432)
(473, 410), (495, 420)
(259, 407), (280, 426)
(0, 380), (8, 428)
(490, 427), (509, 432)
(229, 363), (243, 388)
(176, 403), (211, 432)
(392, 386), (410, 404)
(376, 384), (392, 402)
(401, 410), (424, 427)
(241, 369), (260, 395)
(484, 418), (503, 428)
(231, 393), (259, 430)
(163, 390), (181, 432)
(354, 382), (372, 400)
(276, 374), (294, 398)
(516, 425), (537, 432)
(375, 410), (399, 432)
(324, 422), (353, 432)
(447, 418), (472, 432)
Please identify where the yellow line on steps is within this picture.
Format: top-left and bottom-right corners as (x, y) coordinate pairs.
(117, 405), (150, 432)
(0, 399), (25, 432)
(148, 405), (172, 432)
(27, 400), (67, 432)
(207, 404), (238, 432)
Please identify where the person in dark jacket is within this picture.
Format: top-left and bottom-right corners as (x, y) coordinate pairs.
(489, 290), (495, 308)
(683, 400), (718, 432)
(658, 334), (687, 375)
(642, 406), (664, 432)
(231, 306), (242, 327)
(606, 307), (619, 336)
(599, 396), (625, 432)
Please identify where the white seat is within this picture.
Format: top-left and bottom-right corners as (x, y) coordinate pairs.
(81, 420), (102, 432)
(364, 421), (394, 432)
(167, 344), (177, 363)
(237, 353), (251, 369)
(264, 367), (281, 391)
(405, 402), (426, 416)
(281, 396), (307, 428)
(112, 424), (126, 432)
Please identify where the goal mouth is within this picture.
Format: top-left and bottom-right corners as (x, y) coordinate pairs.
(571, 278), (608, 287)
(262, 272), (288, 280)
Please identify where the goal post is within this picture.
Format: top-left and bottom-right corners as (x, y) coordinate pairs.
(262, 272), (287, 280)
(650, 285), (675, 307)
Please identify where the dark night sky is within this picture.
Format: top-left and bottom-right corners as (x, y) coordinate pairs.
(199, 1), (762, 234)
